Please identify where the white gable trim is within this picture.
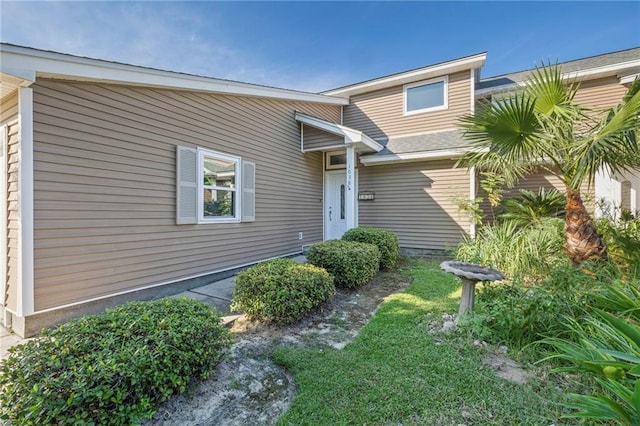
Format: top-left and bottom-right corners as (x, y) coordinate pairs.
(0, 44), (349, 105)
(323, 53), (486, 97)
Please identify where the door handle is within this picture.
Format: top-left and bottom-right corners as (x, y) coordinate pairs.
(329, 206), (332, 221)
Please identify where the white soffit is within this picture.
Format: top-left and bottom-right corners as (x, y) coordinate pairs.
(0, 44), (349, 105)
(323, 53), (487, 97)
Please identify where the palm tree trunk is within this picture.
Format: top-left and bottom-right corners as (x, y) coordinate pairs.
(564, 189), (608, 264)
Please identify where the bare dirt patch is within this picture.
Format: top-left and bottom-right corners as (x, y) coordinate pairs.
(145, 267), (412, 426)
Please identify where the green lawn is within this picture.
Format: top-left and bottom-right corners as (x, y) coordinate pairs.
(273, 259), (573, 425)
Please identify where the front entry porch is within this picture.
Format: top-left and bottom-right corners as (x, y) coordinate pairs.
(295, 112), (383, 241)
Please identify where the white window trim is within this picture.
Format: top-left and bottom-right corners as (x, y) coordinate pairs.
(403, 76), (448, 116)
(326, 150), (347, 170)
(197, 147), (242, 224)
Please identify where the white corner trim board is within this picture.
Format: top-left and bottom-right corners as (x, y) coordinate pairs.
(17, 87), (34, 316)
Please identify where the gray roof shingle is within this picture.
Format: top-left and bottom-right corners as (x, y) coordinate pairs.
(364, 129), (470, 157)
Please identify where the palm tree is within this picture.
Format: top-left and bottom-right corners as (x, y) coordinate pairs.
(459, 66), (640, 264)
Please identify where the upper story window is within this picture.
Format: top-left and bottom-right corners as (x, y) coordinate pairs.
(404, 76), (448, 115)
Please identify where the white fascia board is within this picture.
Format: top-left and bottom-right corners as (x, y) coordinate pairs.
(476, 59), (640, 98)
(360, 148), (472, 166)
(0, 46), (349, 105)
(324, 53), (487, 97)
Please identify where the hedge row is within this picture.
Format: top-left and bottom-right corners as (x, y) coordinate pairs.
(0, 227), (399, 424)
(0, 298), (232, 425)
(232, 227), (399, 323)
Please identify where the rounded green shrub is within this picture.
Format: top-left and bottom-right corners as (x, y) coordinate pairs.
(342, 226), (399, 270)
(307, 240), (381, 288)
(0, 298), (232, 425)
(230, 258), (335, 324)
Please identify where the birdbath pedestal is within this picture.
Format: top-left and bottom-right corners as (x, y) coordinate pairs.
(440, 261), (504, 316)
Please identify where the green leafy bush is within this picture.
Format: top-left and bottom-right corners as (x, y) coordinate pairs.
(342, 226), (399, 270)
(0, 298), (232, 425)
(597, 210), (640, 276)
(455, 217), (568, 280)
(230, 258), (335, 323)
(307, 240), (380, 288)
(462, 265), (598, 350)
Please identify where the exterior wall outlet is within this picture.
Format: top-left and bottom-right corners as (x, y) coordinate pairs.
(298, 232), (303, 240)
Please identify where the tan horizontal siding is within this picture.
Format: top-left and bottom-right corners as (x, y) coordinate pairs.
(343, 70), (472, 140)
(574, 76), (628, 110)
(32, 79), (337, 310)
(358, 160), (471, 251)
(479, 168), (593, 221)
(1, 92), (19, 123)
(303, 125), (343, 151)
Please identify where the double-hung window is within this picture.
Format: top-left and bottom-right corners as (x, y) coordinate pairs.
(200, 149), (240, 222)
(404, 76), (448, 115)
(176, 146), (255, 224)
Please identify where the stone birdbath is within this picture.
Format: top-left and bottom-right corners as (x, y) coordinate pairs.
(440, 261), (504, 316)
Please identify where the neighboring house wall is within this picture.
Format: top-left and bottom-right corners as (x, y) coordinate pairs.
(573, 76), (629, 109)
(358, 159), (471, 251)
(31, 79), (340, 311)
(343, 70), (472, 140)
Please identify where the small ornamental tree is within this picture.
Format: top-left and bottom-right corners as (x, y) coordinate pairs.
(459, 68), (640, 264)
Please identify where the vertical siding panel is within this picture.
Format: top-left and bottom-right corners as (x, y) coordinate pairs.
(343, 70), (472, 139)
(358, 160), (471, 251)
(31, 80), (337, 310)
(1, 89), (20, 311)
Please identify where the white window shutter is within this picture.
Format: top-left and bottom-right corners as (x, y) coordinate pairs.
(176, 145), (198, 224)
(241, 160), (255, 222)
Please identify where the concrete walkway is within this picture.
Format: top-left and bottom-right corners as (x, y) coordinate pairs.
(1, 255), (306, 361)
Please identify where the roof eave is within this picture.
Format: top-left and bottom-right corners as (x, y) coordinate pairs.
(0, 44), (349, 105)
(360, 148), (470, 166)
(323, 53), (487, 97)
(477, 58), (640, 97)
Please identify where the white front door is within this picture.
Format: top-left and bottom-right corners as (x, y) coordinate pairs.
(325, 172), (347, 240)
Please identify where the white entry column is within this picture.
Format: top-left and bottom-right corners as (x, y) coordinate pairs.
(345, 145), (357, 230)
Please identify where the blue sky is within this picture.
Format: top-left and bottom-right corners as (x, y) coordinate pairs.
(1, 1), (638, 92)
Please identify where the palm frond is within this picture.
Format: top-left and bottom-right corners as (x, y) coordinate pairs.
(572, 79), (640, 187)
(459, 94), (545, 184)
(527, 64), (582, 121)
